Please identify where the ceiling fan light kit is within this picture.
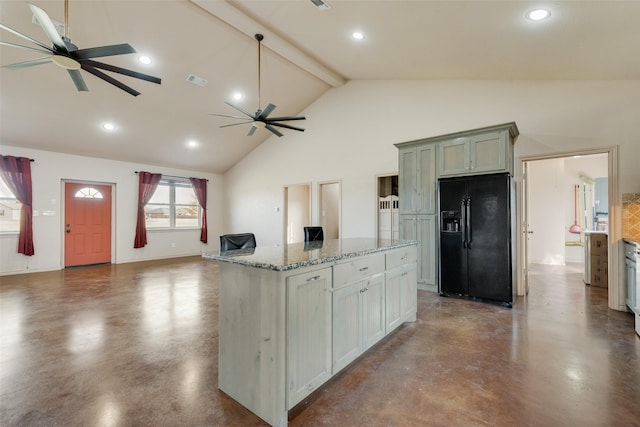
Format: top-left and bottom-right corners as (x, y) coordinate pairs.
(50, 53), (80, 70)
(209, 33), (306, 137)
(0, 1), (161, 96)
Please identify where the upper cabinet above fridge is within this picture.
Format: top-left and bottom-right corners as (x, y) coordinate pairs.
(437, 123), (519, 178)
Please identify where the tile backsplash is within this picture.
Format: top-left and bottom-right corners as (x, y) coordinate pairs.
(622, 193), (640, 242)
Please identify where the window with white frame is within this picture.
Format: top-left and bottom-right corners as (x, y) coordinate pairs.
(0, 178), (20, 233)
(145, 178), (200, 229)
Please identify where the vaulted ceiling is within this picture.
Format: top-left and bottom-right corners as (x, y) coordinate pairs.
(1, 1), (638, 174)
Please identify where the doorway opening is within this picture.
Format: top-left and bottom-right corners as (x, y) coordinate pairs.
(519, 147), (622, 311)
(283, 183), (310, 244)
(526, 154), (608, 266)
(63, 181), (114, 267)
(319, 181), (341, 240)
(376, 174), (399, 240)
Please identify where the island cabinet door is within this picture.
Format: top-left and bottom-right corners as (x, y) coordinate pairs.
(361, 273), (386, 351)
(400, 263), (418, 321)
(287, 268), (332, 409)
(385, 268), (403, 332)
(386, 262), (418, 333)
(332, 281), (362, 373)
(332, 273), (385, 373)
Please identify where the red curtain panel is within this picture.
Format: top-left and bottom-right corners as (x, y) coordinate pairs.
(0, 156), (35, 255)
(134, 172), (162, 248)
(189, 177), (208, 244)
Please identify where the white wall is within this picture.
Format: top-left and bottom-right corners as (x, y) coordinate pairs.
(224, 80), (640, 247)
(0, 146), (223, 275)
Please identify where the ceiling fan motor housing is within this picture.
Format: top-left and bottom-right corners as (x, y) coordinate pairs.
(62, 37), (78, 52)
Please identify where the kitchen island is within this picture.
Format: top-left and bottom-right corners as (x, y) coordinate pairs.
(203, 238), (418, 427)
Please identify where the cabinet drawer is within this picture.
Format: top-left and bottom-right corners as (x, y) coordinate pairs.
(386, 246), (417, 270)
(333, 253), (385, 288)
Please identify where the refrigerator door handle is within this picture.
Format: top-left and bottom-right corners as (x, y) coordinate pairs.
(461, 198), (467, 248)
(467, 196), (472, 249)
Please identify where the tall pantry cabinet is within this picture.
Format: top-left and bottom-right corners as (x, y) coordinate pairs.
(397, 145), (437, 289)
(395, 122), (519, 292)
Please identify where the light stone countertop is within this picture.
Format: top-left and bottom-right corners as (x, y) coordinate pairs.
(202, 238), (417, 271)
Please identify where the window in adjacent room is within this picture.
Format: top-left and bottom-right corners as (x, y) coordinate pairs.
(145, 178), (200, 229)
(0, 178), (20, 233)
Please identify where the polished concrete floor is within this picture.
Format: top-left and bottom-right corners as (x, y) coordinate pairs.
(1, 258), (638, 426)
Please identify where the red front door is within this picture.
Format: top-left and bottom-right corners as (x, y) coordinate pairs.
(64, 182), (112, 267)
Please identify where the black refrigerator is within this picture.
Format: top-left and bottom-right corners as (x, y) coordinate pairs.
(438, 172), (515, 307)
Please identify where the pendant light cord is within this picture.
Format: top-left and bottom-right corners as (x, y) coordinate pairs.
(255, 34), (264, 111)
(64, 0), (69, 38)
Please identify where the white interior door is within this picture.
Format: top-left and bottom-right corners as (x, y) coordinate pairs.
(284, 184), (310, 244)
(319, 181), (340, 239)
(527, 158), (566, 265)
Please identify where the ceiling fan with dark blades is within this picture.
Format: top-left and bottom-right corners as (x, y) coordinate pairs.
(210, 34), (305, 137)
(0, 1), (161, 96)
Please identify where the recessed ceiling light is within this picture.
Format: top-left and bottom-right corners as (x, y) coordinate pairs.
(187, 140), (199, 148)
(352, 31), (365, 40)
(232, 92), (243, 101)
(526, 9), (551, 21)
(138, 55), (152, 65)
(102, 122), (116, 131)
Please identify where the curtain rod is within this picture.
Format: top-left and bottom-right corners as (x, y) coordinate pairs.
(2, 155), (35, 162)
(134, 171), (209, 182)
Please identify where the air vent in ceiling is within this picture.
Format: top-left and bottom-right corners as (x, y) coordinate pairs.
(186, 74), (208, 87)
(309, 0), (331, 11)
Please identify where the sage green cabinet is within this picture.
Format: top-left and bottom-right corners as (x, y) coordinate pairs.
(287, 268), (333, 408)
(397, 142), (437, 289)
(385, 246), (418, 332)
(396, 123), (518, 294)
(399, 214), (436, 287)
(438, 128), (514, 177)
(214, 241), (418, 427)
(398, 144), (436, 214)
(332, 273), (385, 373)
